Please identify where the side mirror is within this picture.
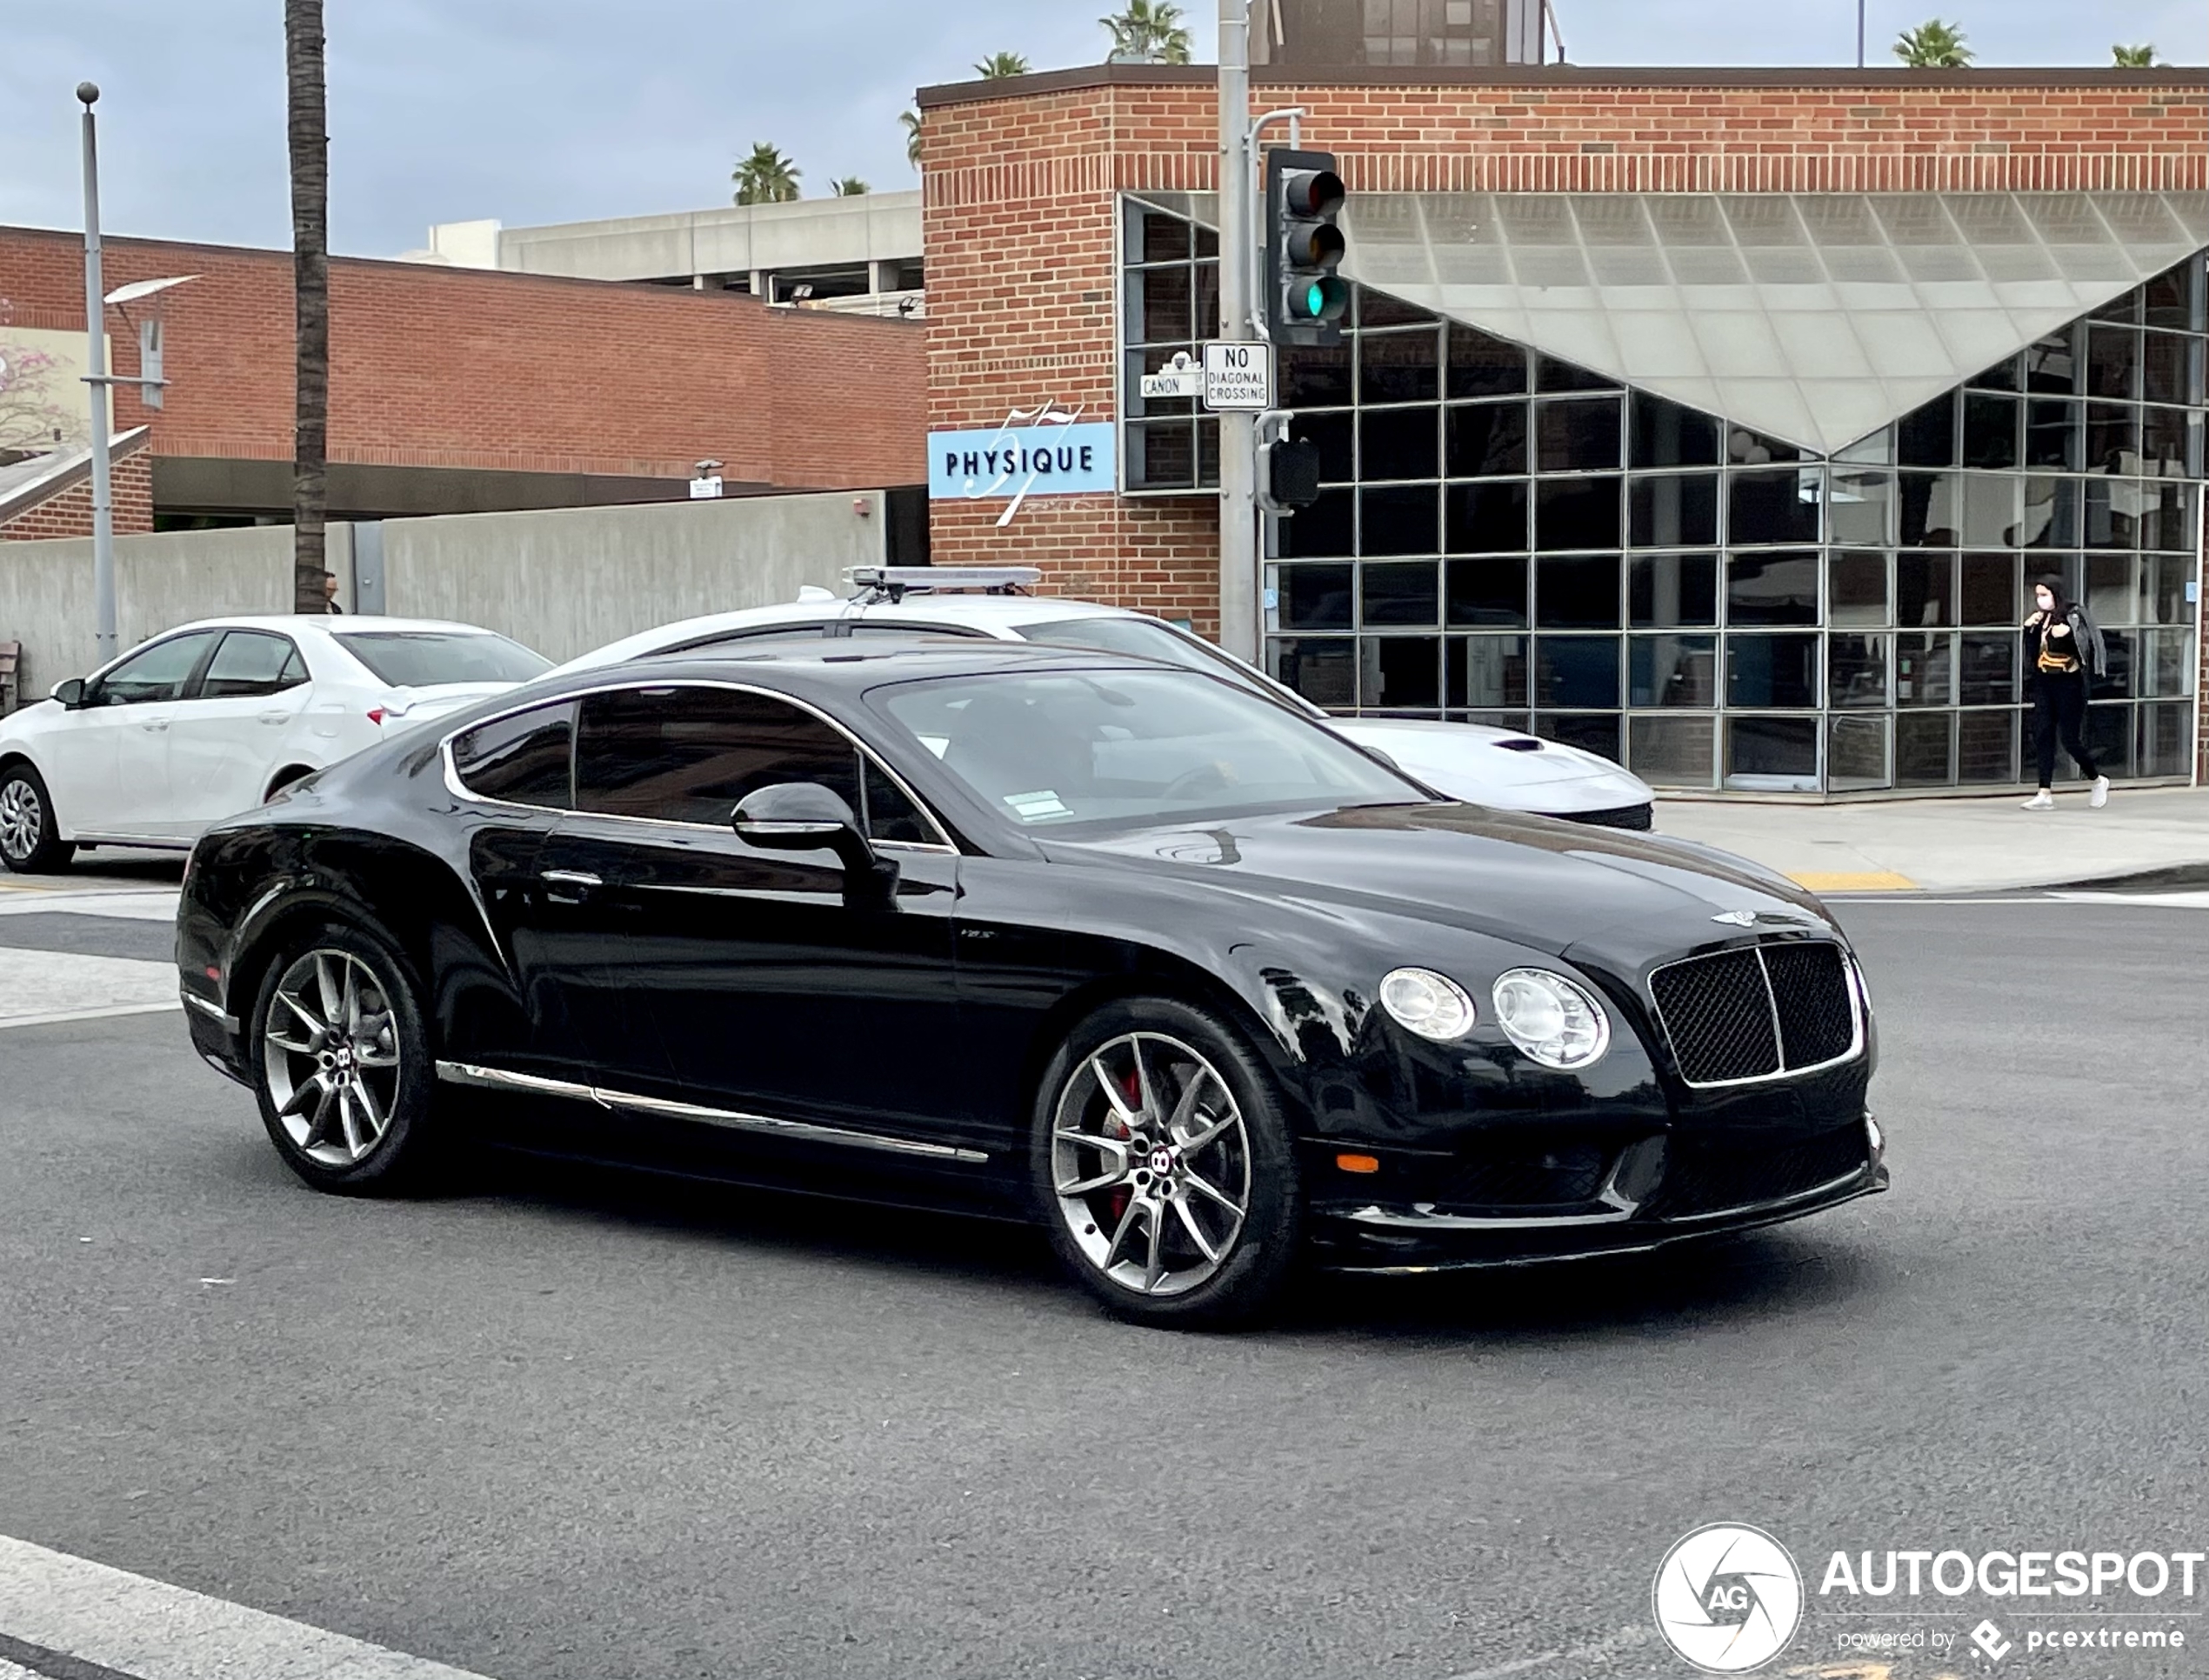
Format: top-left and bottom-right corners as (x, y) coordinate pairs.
(50, 678), (85, 710)
(733, 782), (880, 884)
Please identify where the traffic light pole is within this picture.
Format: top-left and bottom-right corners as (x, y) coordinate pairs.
(1215, 0), (1259, 663)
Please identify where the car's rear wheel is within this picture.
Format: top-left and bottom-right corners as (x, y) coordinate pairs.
(0, 763), (73, 873)
(1031, 998), (1301, 1329)
(250, 924), (440, 1192)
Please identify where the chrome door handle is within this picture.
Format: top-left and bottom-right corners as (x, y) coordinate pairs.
(140, 719), (170, 732)
(258, 710), (292, 725)
(541, 870), (603, 889)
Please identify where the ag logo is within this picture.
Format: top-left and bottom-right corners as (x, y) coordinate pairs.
(1652, 1523), (1804, 1673)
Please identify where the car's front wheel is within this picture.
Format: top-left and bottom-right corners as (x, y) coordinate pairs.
(250, 924), (441, 1192)
(0, 763), (73, 874)
(1031, 998), (1302, 1329)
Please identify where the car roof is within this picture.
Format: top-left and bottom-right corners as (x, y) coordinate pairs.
(535, 635), (1182, 702)
(157, 615), (511, 637)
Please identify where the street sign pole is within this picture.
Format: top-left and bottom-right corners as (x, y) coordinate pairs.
(1215, 0), (1258, 663)
(77, 83), (117, 665)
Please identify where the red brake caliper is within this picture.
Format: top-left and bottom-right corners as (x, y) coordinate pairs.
(1103, 1067), (1142, 1227)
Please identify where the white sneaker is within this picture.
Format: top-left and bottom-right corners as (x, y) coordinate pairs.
(2090, 776), (2110, 810)
(2022, 790), (2054, 810)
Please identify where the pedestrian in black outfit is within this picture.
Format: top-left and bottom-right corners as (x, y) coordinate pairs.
(2021, 573), (2108, 811)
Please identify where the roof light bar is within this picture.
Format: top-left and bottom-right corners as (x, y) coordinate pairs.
(844, 566), (1043, 602)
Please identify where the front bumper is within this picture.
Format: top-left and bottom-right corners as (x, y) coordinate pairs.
(1304, 1113), (1887, 1272)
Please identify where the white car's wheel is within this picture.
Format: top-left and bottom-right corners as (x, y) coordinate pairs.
(0, 763), (75, 873)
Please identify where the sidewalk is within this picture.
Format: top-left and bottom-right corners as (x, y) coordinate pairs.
(1656, 785), (2209, 895)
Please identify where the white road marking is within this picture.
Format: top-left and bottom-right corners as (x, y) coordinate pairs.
(0, 950), (180, 1032)
(0, 1533), (501, 1679)
(0, 889), (180, 923)
(2049, 889), (2209, 908)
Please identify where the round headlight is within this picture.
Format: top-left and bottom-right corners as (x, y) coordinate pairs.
(1378, 967), (1477, 1042)
(1491, 969), (1611, 1070)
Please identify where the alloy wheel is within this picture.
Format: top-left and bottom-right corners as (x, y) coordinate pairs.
(261, 949), (404, 1167)
(0, 777), (42, 863)
(1051, 1031), (1252, 1298)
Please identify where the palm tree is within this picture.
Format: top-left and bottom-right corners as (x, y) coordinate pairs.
(1892, 20), (1973, 68)
(284, 0), (329, 614)
(831, 177), (871, 197)
(732, 143), (801, 205)
(2112, 43), (2160, 67)
(1101, 0), (1194, 63)
(974, 51), (1032, 78)
(901, 110), (923, 170)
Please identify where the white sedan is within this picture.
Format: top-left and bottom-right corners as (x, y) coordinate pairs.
(557, 568), (1656, 828)
(0, 616), (550, 872)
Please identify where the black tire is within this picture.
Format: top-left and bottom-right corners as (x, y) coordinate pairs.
(247, 921), (443, 1194)
(1030, 997), (1302, 1330)
(0, 763), (75, 874)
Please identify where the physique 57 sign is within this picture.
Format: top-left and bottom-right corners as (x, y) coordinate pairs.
(927, 422), (1117, 501)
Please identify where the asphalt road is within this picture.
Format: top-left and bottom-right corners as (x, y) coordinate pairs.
(0, 890), (2203, 1679)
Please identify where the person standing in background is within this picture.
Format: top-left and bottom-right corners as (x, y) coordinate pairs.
(2021, 573), (2107, 811)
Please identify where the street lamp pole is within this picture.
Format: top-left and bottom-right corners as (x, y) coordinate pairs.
(77, 81), (118, 664)
(1217, 0), (1258, 662)
(1857, 1), (1868, 69)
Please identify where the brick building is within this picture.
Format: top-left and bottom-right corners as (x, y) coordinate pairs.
(917, 63), (2209, 794)
(0, 225), (925, 534)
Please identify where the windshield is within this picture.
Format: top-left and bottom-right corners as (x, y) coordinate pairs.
(1018, 615), (1322, 716)
(872, 667), (1422, 830)
(335, 631), (551, 689)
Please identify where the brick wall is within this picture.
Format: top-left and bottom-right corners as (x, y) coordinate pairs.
(0, 227), (925, 494)
(917, 65), (2209, 641)
(0, 437), (154, 541)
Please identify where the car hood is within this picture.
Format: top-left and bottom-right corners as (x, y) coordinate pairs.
(1040, 803), (1829, 966)
(1325, 717), (1652, 810)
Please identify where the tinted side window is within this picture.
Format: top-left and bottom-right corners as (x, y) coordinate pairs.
(576, 687), (861, 826)
(451, 702), (576, 809)
(200, 631), (307, 699)
(94, 630), (221, 705)
(863, 760), (939, 845)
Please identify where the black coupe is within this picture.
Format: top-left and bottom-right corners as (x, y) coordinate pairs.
(178, 640), (1885, 1327)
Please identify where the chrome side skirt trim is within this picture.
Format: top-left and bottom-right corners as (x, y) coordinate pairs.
(434, 1060), (988, 1163)
(180, 990), (239, 1033)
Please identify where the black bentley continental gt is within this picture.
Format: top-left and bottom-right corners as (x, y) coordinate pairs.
(177, 640), (1885, 1327)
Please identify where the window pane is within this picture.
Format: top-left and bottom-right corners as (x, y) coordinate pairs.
(1445, 325), (1528, 397)
(1828, 714), (1891, 790)
(1300, 410), (1355, 482)
(1896, 710), (1954, 785)
(1445, 481), (1529, 554)
(1896, 396), (1957, 467)
(96, 630), (220, 705)
(1279, 563), (1354, 630)
(1538, 714), (1621, 760)
(2140, 702), (2191, 776)
(1363, 562), (1440, 627)
(1830, 550), (1890, 625)
(1828, 634), (1889, 708)
(451, 702), (576, 809)
(1828, 470), (1895, 546)
(1133, 267), (1194, 343)
(2025, 399), (2080, 468)
(2140, 554), (2198, 624)
(1629, 553), (1718, 627)
(1281, 342), (1354, 407)
(1537, 554), (1621, 629)
(2097, 630), (2137, 698)
(1629, 474), (1718, 547)
(1535, 637), (1620, 707)
(1957, 710), (2018, 785)
(1630, 393), (1722, 468)
(1535, 478), (1621, 550)
(1534, 397), (1623, 472)
(1359, 290), (1437, 329)
(1536, 355), (1617, 393)
(1125, 420), (1199, 490)
(2141, 407), (2192, 477)
(1897, 552), (1956, 627)
(1445, 557), (1529, 627)
(863, 761), (938, 845)
(1730, 469), (1821, 544)
(1630, 635), (1717, 707)
(1361, 485), (1440, 556)
(2020, 477), (2079, 550)
(2024, 327), (2080, 394)
(1959, 632), (2019, 704)
(2086, 703), (2135, 776)
(1727, 426), (1805, 466)
(1960, 552), (2018, 624)
(1360, 405), (1439, 480)
(1363, 637), (1442, 710)
(1726, 635), (1819, 708)
(1445, 403), (1528, 477)
(2086, 553), (2134, 622)
(1359, 330), (1441, 404)
(1450, 634), (1530, 709)
(1726, 716), (1819, 790)
(2142, 332), (2190, 405)
(1961, 393), (2020, 470)
(2139, 483), (2197, 554)
(576, 687), (860, 825)
(2084, 480), (2140, 550)
(1727, 551), (1819, 625)
(1280, 488), (1354, 557)
(1630, 715), (1717, 788)
(201, 631), (304, 699)
(1271, 637), (1358, 708)
(2086, 324), (2140, 399)
(2144, 264), (2193, 330)
(1896, 631), (1955, 706)
(2086, 403), (2139, 475)
(1138, 212), (1191, 263)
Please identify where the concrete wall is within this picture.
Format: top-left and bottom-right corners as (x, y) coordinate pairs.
(474, 192), (924, 285)
(0, 490), (884, 703)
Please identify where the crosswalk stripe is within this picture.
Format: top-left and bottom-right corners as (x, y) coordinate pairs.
(0, 1535), (500, 1680)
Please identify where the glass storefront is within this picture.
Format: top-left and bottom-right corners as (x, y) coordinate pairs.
(1120, 198), (2208, 791)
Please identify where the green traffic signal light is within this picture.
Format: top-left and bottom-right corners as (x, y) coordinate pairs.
(1298, 277), (1351, 323)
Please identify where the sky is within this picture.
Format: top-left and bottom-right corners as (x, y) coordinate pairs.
(0, 1), (2200, 258)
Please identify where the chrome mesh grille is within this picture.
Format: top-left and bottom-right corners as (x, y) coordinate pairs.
(1649, 942), (1856, 1087)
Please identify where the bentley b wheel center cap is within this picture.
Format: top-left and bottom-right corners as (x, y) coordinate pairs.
(1149, 1145), (1176, 1177)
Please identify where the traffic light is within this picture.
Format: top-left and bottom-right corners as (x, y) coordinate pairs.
(1265, 148), (1349, 348)
(1258, 436), (1322, 512)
